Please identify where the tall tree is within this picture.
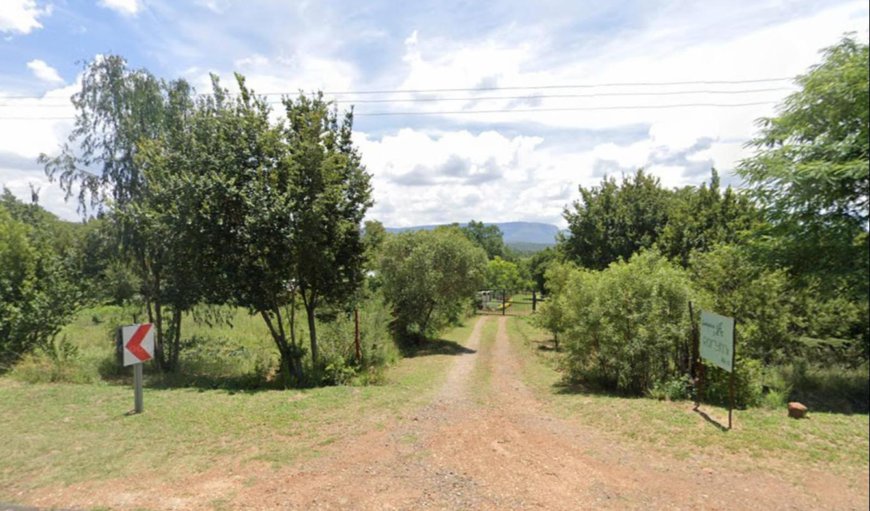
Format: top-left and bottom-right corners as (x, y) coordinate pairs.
(738, 36), (869, 294)
(40, 55), (198, 371)
(561, 169), (671, 269)
(461, 220), (506, 260)
(380, 227), (487, 341)
(282, 93), (373, 366)
(657, 170), (760, 267)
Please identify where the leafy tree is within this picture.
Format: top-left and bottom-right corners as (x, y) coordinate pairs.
(561, 169), (671, 269)
(485, 256), (526, 293)
(362, 220), (387, 273)
(657, 170), (760, 267)
(41, 55), (200, 371)
(380, 228), (487, 340)
(533, 260), (575, 349)
(461, 220), (506, 259)
(526, 246), (558, 295)
(738, 36), (869, 294)
(282, 92), (373, 366)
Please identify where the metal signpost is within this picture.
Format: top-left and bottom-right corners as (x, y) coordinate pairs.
(122, 323), (155, 414)
(699, 311), (737, 429)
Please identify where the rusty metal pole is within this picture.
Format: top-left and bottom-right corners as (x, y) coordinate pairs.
(354, 307), (361, 363)
(729, 321), (737, 430)
(689, 302), (701, 409)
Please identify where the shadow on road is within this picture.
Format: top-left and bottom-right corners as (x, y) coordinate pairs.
(399, 338), (477, 358)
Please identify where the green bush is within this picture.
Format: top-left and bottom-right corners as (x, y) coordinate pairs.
(776, 361), (869, 413)
(380, 228), (487, 341)
(648, 375), (693, 401)
(700, 357), (763, 408)
(561, 251), (698, 394)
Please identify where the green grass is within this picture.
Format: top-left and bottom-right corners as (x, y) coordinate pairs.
(469, 317), (499, 402)
(0, 318), (475, 498)
(506, 316), (870, 471)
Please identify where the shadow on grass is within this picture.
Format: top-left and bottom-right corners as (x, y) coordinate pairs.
(551, 379), (642, 399)
(693, 405), (729, 432)
(398, 338), (476, 358)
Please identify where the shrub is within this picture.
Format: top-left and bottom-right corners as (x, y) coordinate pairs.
(699, 357), (763, 408)
(561, 251), (698, 394)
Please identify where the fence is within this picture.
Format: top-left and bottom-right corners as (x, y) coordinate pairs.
(475, 290), (544, 316)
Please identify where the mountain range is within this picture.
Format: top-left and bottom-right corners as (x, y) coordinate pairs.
(384, 221), (560, 248)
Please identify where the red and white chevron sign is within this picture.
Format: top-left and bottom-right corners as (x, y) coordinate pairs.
(122, 323), (155, 366)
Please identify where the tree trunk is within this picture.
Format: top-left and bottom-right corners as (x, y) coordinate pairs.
(275, 306), (303, 385)
(300, 288), (319, 366)
(170, 307), (182, 371)
(306, 301), (318, 366)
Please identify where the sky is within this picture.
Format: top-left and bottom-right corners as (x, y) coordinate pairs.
(1, 0), (868, 227)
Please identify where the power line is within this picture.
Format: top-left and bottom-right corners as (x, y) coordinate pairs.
(268, 77), (795, 96)
(353, 101), (777, 116)
(0, 86), (795, 109)
(0, 76), (794, 101)
(0, 101), (778, 121)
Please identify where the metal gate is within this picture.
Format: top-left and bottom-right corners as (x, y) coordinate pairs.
(475, 290), (544, 316)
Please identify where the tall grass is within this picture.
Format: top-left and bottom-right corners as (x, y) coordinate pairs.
(10, 294), (399, 389)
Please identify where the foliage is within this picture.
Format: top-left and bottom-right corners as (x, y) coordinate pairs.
(738, 36), (869, 295)
(532, 261), (575, 349)
(689, 244), (794, 365)
(525, 246), (558, 295)
(41, 55), (200, 372)
(282, 92), (373, 367)
(461, 220), (506, 259)
(485, 256), (527, 293)
(657, 170), (759, 267)
(380, 227), (487, 340)
(0, 202), (82, 370)
(648, 374), (693, 401)
(700, 358), (763, 408)
(559, 251), (696, 394)
(562, 169), (672, 270)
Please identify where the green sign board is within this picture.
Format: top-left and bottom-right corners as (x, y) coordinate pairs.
(700, 311), (734, 372)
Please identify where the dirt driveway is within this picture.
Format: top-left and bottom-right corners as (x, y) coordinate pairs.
(24, 316), (870, 510)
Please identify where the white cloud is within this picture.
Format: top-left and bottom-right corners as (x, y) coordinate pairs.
(26, 59), (64, 84)
(0, 79), (79, 220)
(98, 0), (141, 16)
(0, 0), (52, 34)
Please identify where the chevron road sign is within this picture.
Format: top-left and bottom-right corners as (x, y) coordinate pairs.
(122, 323), (154, 367)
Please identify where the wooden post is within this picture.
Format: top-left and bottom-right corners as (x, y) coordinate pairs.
(133, 363), (143, 414)
(502, 290), (506, 316)
(354, 307), (361, 363)
(532, 291), (537, 312)
(115, 327), (123, 367)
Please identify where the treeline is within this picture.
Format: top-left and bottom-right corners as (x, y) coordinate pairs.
(536, 37), (869, 411)
(1, 56), (509, 387)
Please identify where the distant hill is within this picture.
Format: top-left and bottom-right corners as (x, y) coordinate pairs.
(385, 221), (560, 246)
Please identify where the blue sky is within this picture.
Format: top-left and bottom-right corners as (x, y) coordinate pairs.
(1, 0), (868, 226)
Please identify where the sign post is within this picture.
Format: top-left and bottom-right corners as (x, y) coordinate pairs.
(699, 311), (736, 429)
(122, 323), (154, 414)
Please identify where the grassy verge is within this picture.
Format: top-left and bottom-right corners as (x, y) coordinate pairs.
(0, 318), (476, 498)
(506, 316), (870, 471)
(469, 316), (499, 402)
